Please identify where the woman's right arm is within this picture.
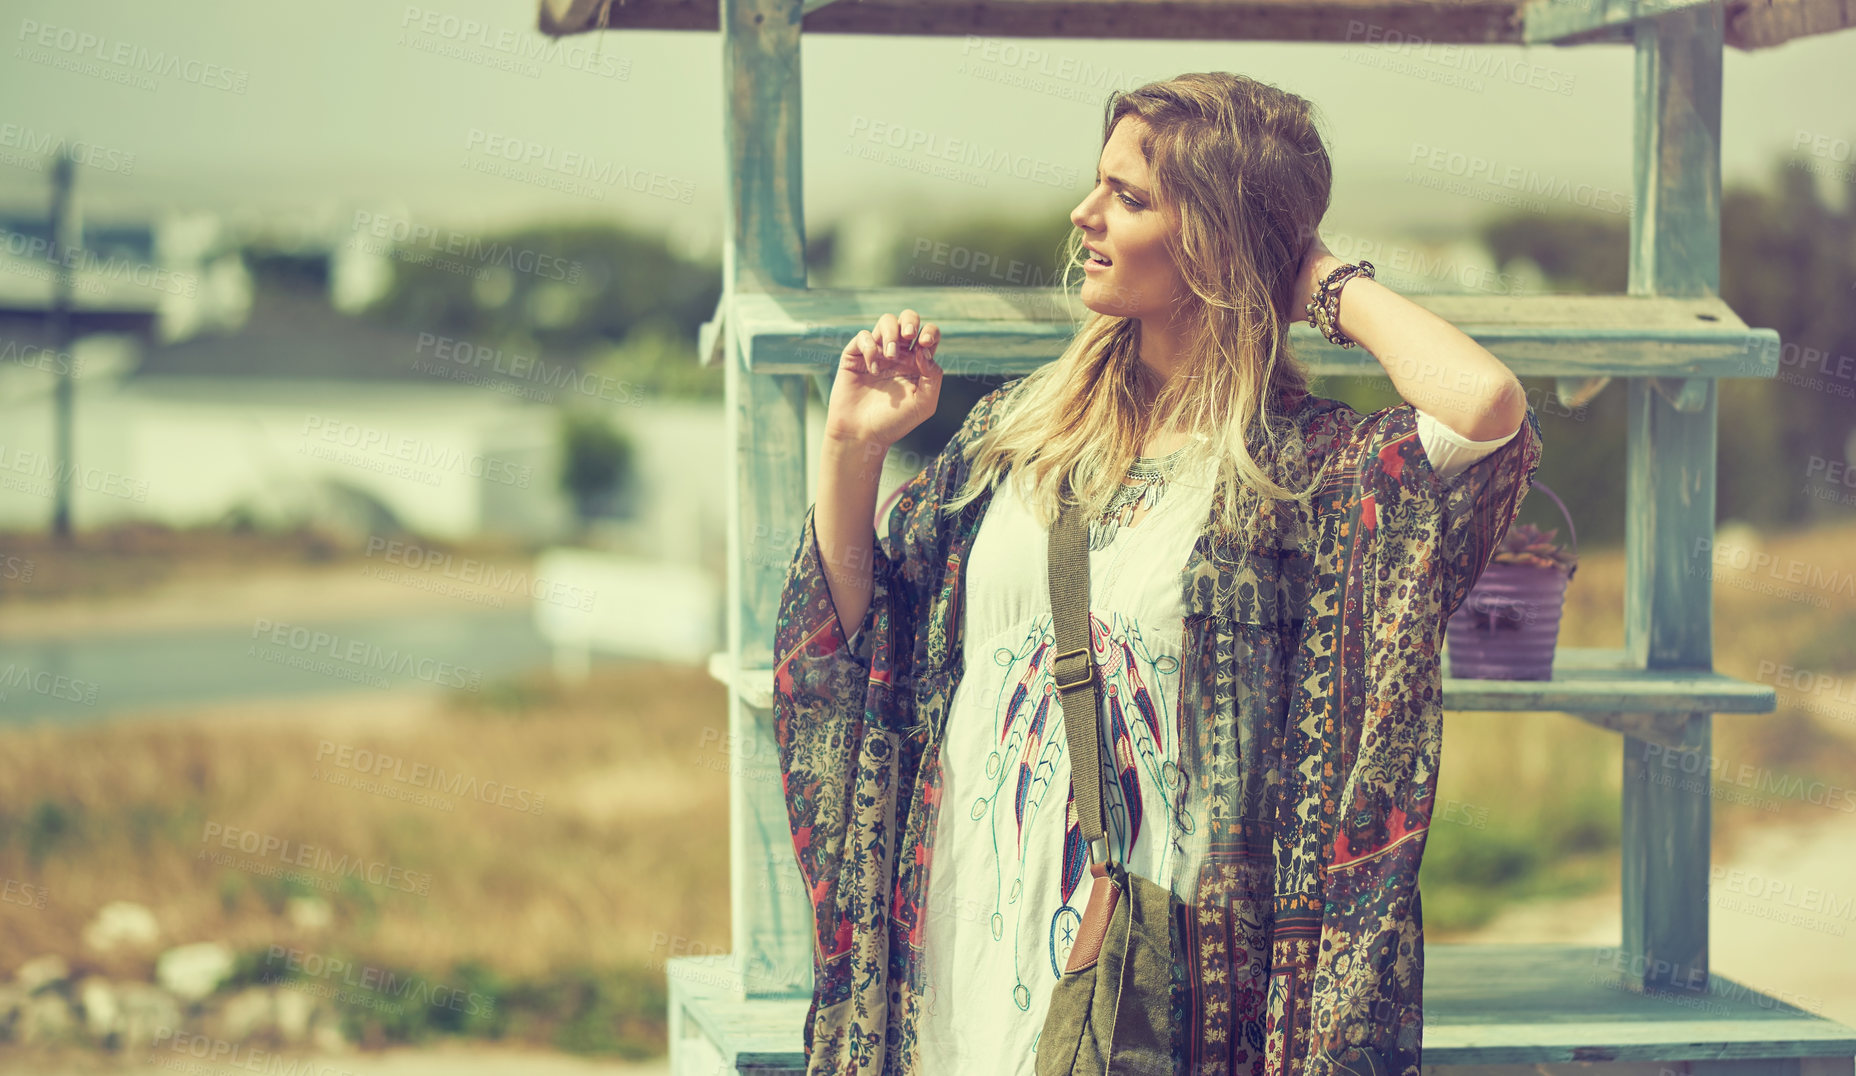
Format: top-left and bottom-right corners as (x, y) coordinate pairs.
(814, 434), (886, 640)
(814, 310), (943, 636)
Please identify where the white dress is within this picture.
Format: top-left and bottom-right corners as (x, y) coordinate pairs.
(910, 410), (1516, 1075)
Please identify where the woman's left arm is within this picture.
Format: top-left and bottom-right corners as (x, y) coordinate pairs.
(1299, 234), (1527, 442)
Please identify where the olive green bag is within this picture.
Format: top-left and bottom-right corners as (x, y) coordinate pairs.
(1036, 484), (1180, 1076)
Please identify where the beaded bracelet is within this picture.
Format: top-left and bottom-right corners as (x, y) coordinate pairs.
(1304, 259), (1375, 349)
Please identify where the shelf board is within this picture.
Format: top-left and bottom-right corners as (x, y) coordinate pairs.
(668, 944), (1856, 1071)
(709, 650), (774, 711)
(1442, 647), (1777, 713)
(713, 647), (1776, 717)
(727, 288), (1778, 379)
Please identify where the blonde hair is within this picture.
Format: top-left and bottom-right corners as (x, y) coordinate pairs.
(944, 71), (1333, 542)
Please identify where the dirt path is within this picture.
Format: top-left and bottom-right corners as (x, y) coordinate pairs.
(8, 1043), (670, 1076)
(1443, 809), (1856, 1029)
(0, 559), (533, 642)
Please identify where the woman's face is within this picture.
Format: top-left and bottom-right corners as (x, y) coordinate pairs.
(1069, 117), (1191, 322)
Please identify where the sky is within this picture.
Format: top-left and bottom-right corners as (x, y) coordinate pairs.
(0, 0), (1852, 261)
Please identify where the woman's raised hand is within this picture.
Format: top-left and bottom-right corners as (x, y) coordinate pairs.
(823, 309), (943, 450)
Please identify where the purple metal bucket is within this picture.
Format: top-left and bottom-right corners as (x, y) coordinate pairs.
(1446, 480), (1576, 681)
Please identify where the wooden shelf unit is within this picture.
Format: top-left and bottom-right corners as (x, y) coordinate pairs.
(535, 0), (1856, 1071)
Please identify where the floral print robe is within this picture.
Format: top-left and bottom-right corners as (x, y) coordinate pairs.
(772, 377), (1545, 1076)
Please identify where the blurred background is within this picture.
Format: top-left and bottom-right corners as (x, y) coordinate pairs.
(0, 0), (1852, 1072)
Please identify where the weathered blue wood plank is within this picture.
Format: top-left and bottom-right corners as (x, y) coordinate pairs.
(713, 646), (1778, 716)
(1621, 0), (1724, 995)
(728, 288), (1780, 378)
(719, 0), (817, 1014)
(1521, 0), (1714, 45)
(668, 946), (1856, 1072)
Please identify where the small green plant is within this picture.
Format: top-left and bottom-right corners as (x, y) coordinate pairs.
(559, 411), (635, 523)
(1491, 523), (1577, 576)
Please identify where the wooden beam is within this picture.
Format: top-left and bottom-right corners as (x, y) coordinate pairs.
(538, 0), (1856, 45)
(540, 0), (1525, 42)
(727, 287), (1780, 378)
(1723, 0), (1856, 47)
(720, 0), (816, 1005)
(1620, 0), (1722, 997)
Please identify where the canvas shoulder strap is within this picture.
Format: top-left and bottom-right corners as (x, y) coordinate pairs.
(1047, 480), (1110, 867)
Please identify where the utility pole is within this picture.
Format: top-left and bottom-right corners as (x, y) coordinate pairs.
(46, 149), (78, 542)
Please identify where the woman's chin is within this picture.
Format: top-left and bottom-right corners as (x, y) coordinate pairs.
(1078, 277), (1131, 318)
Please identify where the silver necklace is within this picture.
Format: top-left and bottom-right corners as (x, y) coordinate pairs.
(1088, 441), (1198, 551)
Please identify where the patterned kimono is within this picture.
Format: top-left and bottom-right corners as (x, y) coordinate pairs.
(772, 376), (1545, 1076)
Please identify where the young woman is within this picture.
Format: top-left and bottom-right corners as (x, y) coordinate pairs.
(774, 71), (1543, 1076)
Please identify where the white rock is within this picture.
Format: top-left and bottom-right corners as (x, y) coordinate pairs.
(115, 982), (183, 1049)
(15, 954), (70, 994)
(156, 942), (235, 1002)
(1713, 519), (1762, 559)
(0, 983), (25, 1030)
(310, 1013), (351, 1053)
(83, 901), (161, 953)
(79, 978), (119, 1040)
(275, 986), (315, 1042)
(215, 986), (275, 1040)
(20, 992), (73, 1043)
(285, 896), (333, 932)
